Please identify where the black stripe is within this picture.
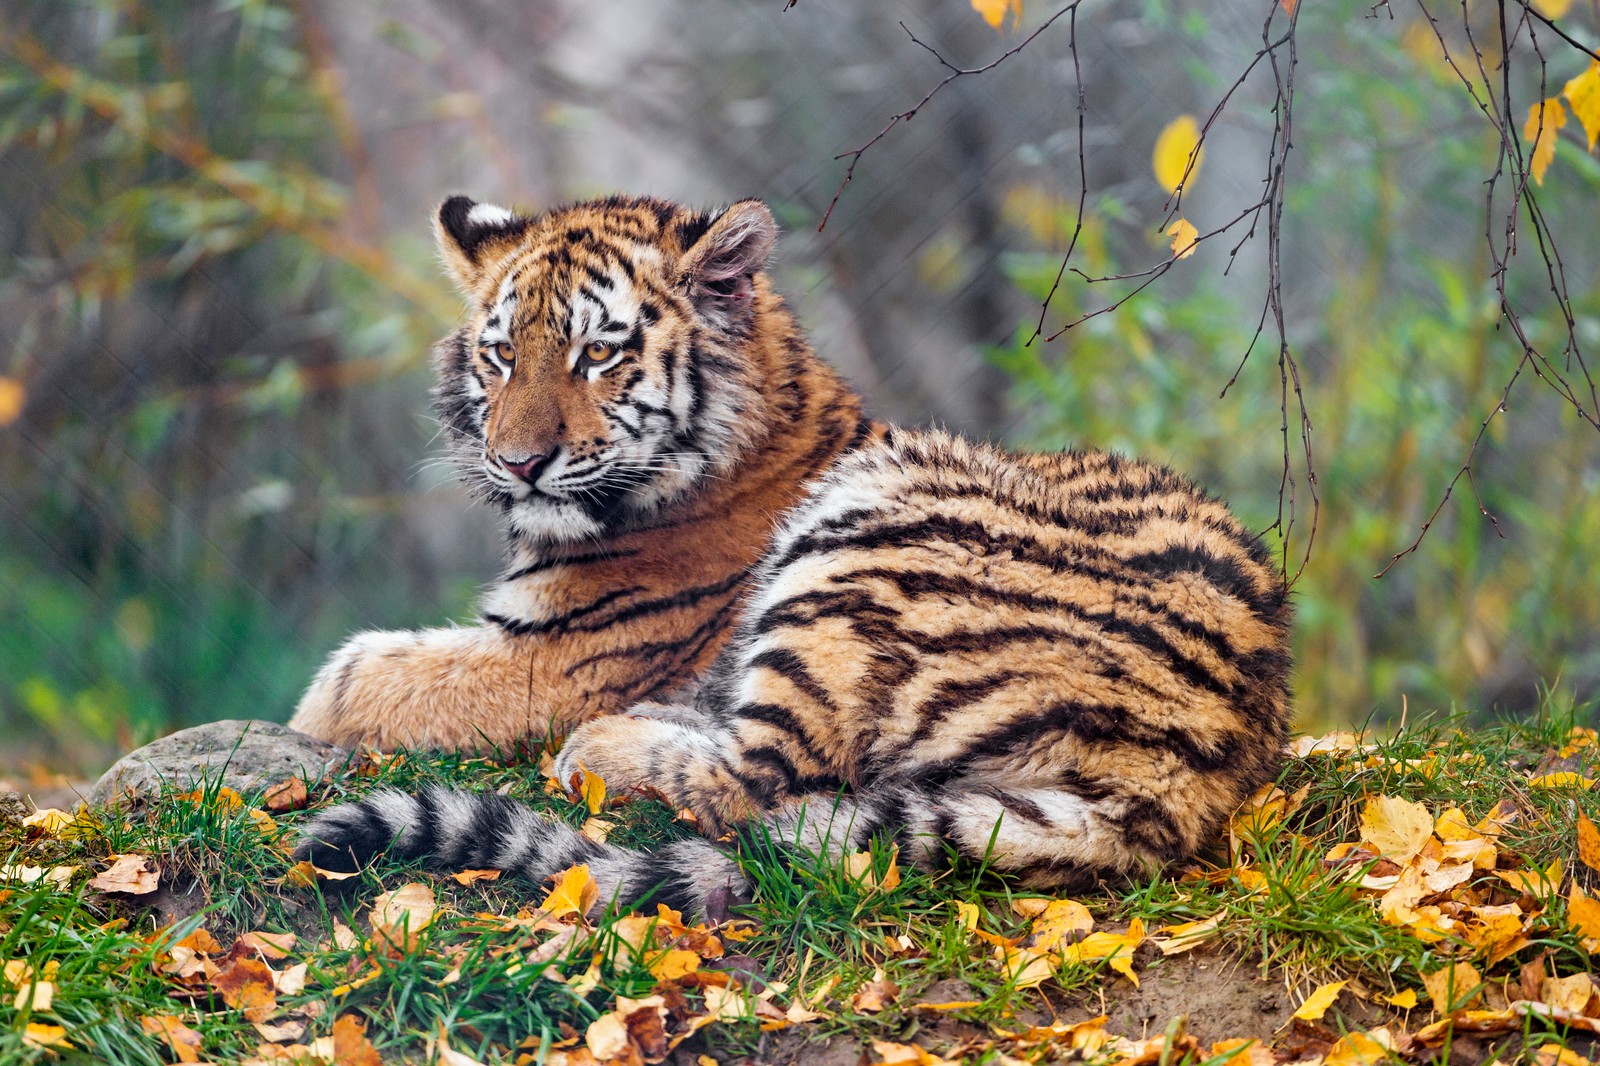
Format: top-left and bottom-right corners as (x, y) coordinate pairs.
(745, 648), (837, 711)
(483, 584), (648, 638)
(503, 548), (641, 583)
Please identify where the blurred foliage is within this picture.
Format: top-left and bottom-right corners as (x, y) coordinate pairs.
(1, 0), (1597, 773)
(993, 0), (1600, 724)
(0, 0), (466, 772)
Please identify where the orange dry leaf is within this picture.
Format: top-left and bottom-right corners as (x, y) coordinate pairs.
(1578, 810), (1600, 873)
(450, 869), (502, 886)
(239, 931), (296, 960)
(1563, 60), (1600, 150)
(280, 859), (360, 889)
(843, 847), (901, 891)
(214, 956), (278, 1023)
(369, 882), (436, 956)
(1568, 882), (1600, 950)
(871, 1040), (961, 1066)
(262, 776), (309, 812)
(1324, 1032), (1388, 1066)
(648, 948), (702, 981)
(141, 1015), (204, 1063)
(333, 1014), (382, 1066)
(1061, 918), (1143, 986)
(541, 864), (600, 920)
(850, 969), (901, 1012)
(88, 853), (160, 895)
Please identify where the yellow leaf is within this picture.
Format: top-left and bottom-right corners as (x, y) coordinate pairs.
(1028, 899), (1094, 951)
(954, 901), (980, 931)
(1386, 988), (1419, 1009)
(12, 979), (53, 1012)
(540, 863), (599, 920)
(1325, 1032), (1387, 1066)
(1564, 61), (1600, 151)
(1167, 218), (1199, 260)
(0, 377), (24, 427)
(649, 948), (702, 981)
(1524, 97), (1569, 185)
(22, 1024), (73, 1052)
(21, 809), (74, 836)
(1153, 115), (1205, 194)
(971, 0), (1022, 30)
(1529, 770), (1593, 788)
(1292, 980), (1346, 1021)
(1568, 881), (1600, 949)
(1498, 856), (1564, 897)
(585, 1010), (630, 1061)
(576, 762), (607, 814)
(1541, 972), (1593, 1013)
(1060, 918), (1143, 987)
(141, 1016), (202, 1063)
(1150, 913), (1223, 955)
(1422, 959), (1482, 1012)
(1533, 1045), (1594, 1066)
(1360, 795), (1434, 862)
(1533, 0), (1574, 16)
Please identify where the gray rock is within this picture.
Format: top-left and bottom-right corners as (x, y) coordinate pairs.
(88, 720), (350, 807)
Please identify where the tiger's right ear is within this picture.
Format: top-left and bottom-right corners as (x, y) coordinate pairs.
(434, 195), (532, 294)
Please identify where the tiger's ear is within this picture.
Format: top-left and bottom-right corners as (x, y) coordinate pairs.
(434, 195), (532, 294)
(678, 200), (777, 310)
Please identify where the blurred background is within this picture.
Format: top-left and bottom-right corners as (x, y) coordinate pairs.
(3, 0), (1597, 779)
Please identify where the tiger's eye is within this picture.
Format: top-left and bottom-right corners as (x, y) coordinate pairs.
(494, 341), (515, 363)
(586, 341), (610, 359)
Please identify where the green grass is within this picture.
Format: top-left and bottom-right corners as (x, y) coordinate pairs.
(3, 696), (1599, 1064)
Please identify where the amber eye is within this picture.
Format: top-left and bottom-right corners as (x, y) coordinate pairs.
(575, 340), (617, 375)
(482, 340), (514, 368)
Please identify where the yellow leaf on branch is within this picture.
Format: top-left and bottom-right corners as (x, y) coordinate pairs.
(1533, 0), (1574, 17)
(1523, 97), (1568, 185)
(1153, 115), (1205, 194)
(1167, 217), (1199, 260)
(971, 0), (1022, 30)
(1565, 61), (1600, 151)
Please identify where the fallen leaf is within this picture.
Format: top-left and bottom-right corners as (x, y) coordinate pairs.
(1422, 959), (1482, 1013)
(22, 1024), (73, 1053)
(450, 869), (502, 886)
(21, 808), (73, 835)
(333, 1014), (382, 1066)
(954, 901), (980, 931)
(1150, 913), (1223, 955)
(1541, 972), (1593, 1013)
(370, 882), (436, 955)
(239, 931), (296, 960)
(1153, 114), (1205, 194)
(262, 776), (308, 812)
(1360, 795), (1433, 862)
(1167, 217), (1199, 260)
(1324, 1032), (1388, 1066)
(850, 968), (900, 1012)
(88, 853), (160, 895)
(578, 762), (606, 815)
(1578, 810), (1600, 873)
(1529, 770), (1593, 788)
(1293, 980), (1347, 1021)
(1386, 989), (1419, 1009)
(280, 860), (359, 889)
(540, 864), (599, 921)
(585, 1010), (629, 1060)
(251, 1018), (308, 1043)
(142, 1015), (203, 1063)
(12, 979), (53, 1011)
(1029, 899), (1094, 951)
(580, 817), (614, 844)
(871, 1040), (961, 1066)
(1061, 918), (1144, 986)
(331, 921), (360, 950)
(648, 948), (702, 981)
(1568, 881), (1600, 950)
(214, 956), (278, 1022)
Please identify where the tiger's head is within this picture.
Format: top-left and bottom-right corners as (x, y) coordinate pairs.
(429, 195), (779, 543)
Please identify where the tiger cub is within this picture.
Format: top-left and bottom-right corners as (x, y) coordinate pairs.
(296, 195), (1292, 909)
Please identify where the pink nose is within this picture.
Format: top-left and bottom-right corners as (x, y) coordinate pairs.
(498, 451), (553, 484)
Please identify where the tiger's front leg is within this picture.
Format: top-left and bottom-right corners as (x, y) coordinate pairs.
(289, 624), (604, 752)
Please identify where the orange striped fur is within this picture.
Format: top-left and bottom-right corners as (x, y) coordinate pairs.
(294, 195), (1291, 902)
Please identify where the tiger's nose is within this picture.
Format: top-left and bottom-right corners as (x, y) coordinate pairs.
(497, 450), (554, 484)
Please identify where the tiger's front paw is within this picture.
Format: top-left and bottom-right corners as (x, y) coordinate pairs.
(552, 716), (694, 803)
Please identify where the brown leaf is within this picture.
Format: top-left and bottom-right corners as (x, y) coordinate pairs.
(88, 853), (160, 895)
(1578, 809), (1600, 874)
(849, 969), (900, 1013)
(214, 957), (278, 1023)
(239, 931), (297, 960)
(175, 928), (224, 955)
(263, 777), (309, 813)
(141, 1015), (203, 1062)
(333, 1013), (382, 1066)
